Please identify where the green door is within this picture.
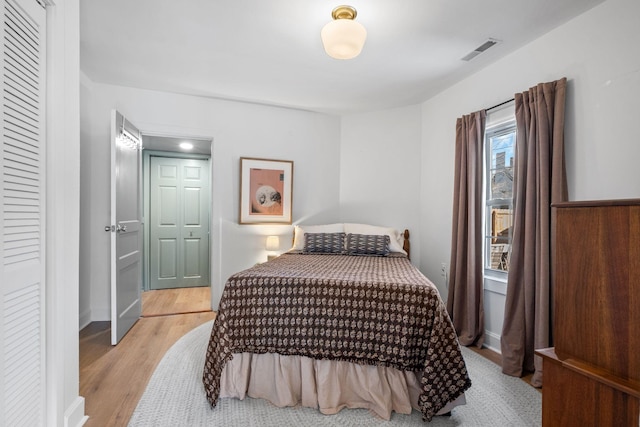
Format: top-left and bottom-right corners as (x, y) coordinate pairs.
(149, 156), (210, 289)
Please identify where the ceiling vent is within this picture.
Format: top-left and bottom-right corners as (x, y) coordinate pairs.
(461, 38), (500, 61)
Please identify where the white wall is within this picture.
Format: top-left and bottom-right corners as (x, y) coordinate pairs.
(79, 81), (341, 319)
(340, 105), (423, 263)
(420, 0), (640, 351)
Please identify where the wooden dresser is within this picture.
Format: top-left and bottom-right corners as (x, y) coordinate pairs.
(537, 199), (640, 426)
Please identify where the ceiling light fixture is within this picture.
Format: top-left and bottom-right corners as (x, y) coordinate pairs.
(321, 5), (367, 60)
(179, 142), (194, 150)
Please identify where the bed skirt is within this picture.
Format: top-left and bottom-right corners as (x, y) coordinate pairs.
(218, 352), (466, 420)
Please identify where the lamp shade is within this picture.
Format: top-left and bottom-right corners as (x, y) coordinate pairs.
(321, 6), (367, 60)
(265, 236), (280, 251)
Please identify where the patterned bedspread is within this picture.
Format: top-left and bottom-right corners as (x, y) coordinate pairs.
(203, 253), (471, 421)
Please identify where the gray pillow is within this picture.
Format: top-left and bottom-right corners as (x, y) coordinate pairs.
(303, 232), (346, 254)
(346, 233), (390, 256)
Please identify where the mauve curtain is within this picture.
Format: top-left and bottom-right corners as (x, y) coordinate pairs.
(447, 110), (486, 347)
(501, 78), (568, 387)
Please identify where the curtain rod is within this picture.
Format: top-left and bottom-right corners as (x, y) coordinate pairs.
(486, 98), (514, 112)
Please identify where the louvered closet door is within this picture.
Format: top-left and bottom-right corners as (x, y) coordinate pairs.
(0, 0), (46, 425)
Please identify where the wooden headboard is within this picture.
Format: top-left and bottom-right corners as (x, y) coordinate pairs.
(403, 229), (410, 260)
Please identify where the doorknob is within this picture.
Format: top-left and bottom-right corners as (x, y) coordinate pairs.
(105, 225), (115, 232)
(117, 224), (127, 233)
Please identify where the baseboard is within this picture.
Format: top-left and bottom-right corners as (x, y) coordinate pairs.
(79, 309), (91, 331)
(483, 330), (501, 354)
(64, 396), (88, 427)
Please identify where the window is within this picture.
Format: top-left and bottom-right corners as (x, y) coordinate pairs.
(484, 120), (516, 274)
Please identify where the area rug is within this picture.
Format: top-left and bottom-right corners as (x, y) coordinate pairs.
(128, 321), (541, 426)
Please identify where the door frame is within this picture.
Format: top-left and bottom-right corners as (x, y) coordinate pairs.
(142, 148), (212, 293)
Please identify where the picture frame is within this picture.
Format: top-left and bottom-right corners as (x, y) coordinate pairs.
(239, 157), (293, 224)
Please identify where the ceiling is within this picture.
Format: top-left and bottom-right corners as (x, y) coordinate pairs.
(80, 0), (604, 115)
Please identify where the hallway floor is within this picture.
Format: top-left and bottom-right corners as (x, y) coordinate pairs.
(142, 286), (210, 317)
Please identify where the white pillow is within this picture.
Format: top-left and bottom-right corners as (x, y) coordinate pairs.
(343, 223), (406, 255)
(292, 223), (344, 251)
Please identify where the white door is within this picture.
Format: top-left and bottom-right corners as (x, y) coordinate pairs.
(110, 110), (142, 345)
(0, 0), (47, 424)
(149, 156), (210, 289)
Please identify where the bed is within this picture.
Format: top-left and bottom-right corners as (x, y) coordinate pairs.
(202, 224), (471, 421)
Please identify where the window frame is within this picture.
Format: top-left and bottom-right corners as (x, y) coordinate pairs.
(483, 118), (516, 279)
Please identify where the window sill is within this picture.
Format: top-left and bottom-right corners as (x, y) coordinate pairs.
(484, 270), (507, 295)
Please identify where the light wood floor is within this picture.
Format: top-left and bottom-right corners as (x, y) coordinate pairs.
(142, 286), (211, 317)
(80, 287), (215, 426)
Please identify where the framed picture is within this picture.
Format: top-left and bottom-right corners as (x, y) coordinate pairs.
(239, 157), (293, 224)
